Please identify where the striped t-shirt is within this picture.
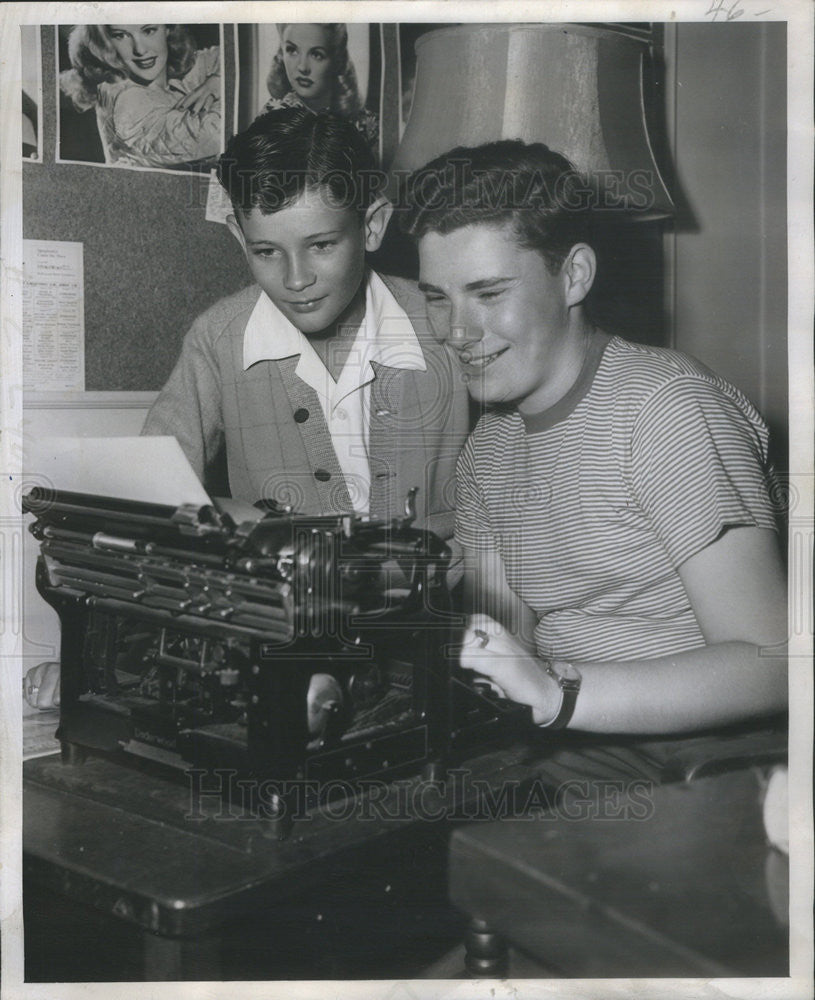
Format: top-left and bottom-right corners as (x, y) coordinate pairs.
(455, 333), (777, 663)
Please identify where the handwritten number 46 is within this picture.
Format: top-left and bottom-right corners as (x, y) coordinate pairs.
(706, 1), (774, 20)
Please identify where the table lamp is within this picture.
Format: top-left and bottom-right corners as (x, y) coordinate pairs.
(390, 23), (673, 219)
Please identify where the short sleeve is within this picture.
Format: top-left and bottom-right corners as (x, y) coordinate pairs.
(454, 437), (497, 551)
(630, 376), (776, 568)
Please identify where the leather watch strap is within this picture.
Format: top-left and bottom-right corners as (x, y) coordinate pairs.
(538, 661), (581, 730)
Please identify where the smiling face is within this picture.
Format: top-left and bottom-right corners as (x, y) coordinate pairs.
(418, 223), (592, 415)
(228, 187), (389, 337)
(106, 24), (169, 87)
(281, 24), (334, 110)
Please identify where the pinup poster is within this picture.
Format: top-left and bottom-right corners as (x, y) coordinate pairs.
(1, 3), (813, 1000)
(235, 23), (382, 161)
(56, 23), (224, 173)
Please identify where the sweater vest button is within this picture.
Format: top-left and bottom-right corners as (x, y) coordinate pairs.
(293, 408), (309, 423)
(314, 469), (331, 482)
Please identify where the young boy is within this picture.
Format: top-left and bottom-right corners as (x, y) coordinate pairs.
(23, 110), (469, 710)
(143, 107), (468, 537)
(404, 140), (787, 736)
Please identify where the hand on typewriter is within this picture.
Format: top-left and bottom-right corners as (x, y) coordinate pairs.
(461, 614), (560, 725)
(23, 661), (61, 711)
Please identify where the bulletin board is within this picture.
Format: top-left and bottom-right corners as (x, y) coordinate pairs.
(22, 23), (399, 393)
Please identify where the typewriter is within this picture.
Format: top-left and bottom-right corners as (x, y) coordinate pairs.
(23, 483), (530, 816)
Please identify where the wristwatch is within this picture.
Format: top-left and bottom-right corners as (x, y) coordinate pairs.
(538, 660), (582, 730)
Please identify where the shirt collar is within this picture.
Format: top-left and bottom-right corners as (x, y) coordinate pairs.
(243, 290), (304, 369)
(362, 271), (426, 373)
(242, 271), (426, 377)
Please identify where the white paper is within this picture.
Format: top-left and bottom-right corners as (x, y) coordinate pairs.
(205, 168), (233, 224)
(22, 238), (85, 391)
(27, 435), (212, 508)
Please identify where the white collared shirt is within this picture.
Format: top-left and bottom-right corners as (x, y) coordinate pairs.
(242, 271), (426, 515)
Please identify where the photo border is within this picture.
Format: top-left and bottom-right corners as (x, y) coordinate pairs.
(1, 3), (812, 1000)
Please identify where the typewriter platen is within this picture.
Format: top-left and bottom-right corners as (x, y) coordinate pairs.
(23, 487), (529, 811)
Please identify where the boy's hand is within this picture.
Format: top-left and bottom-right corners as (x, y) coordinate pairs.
(460, 614), (560, 724)
(23, 661), (60, 710)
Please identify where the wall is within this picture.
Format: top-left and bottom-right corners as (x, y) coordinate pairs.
(667, 21), (788, 468)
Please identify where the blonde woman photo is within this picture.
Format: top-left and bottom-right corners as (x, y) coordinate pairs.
(59, 23), (222, 170)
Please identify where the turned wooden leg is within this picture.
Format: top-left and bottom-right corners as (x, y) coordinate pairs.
(464, 917), (508, 977)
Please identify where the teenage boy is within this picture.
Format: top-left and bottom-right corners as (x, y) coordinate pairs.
(404, 140), (787, 735)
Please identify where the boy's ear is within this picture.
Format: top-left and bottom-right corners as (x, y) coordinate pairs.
(226, 214), (247, 253)
(563, 244), (596, 307)
(363, 196), (393, 252)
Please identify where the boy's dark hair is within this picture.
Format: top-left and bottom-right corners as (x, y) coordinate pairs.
(217, 108), (381, 216)
(401, 140), (593, 274)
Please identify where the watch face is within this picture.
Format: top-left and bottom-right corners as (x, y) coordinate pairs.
(559, 663), (582, 687)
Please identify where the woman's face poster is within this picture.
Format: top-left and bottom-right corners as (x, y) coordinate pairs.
(56, 23), (224, 174)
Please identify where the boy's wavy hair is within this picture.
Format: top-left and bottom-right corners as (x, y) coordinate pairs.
(266, 23), (362, 116)
(217, 107), (381, 217)
(60, 24), (197, 111)
(401, 140), (593, 274)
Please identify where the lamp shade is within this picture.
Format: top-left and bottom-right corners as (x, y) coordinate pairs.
(391, 23), (673, 218)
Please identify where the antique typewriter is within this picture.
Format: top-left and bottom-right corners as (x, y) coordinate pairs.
(23, 482), (529, 815)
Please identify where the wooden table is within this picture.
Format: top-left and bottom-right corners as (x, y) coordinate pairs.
(449, 766), (789, 978)
(23, 740), (551, 981)
(24, 724), (786, 981)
